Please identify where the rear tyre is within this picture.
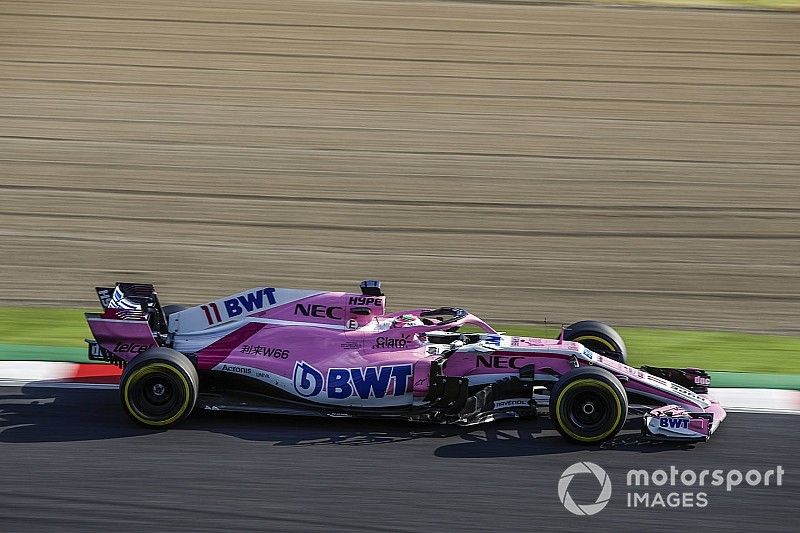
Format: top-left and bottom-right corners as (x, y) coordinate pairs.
(549, 367), (628, 444)
(120, 347), (198, 428)
(562, 320), (627, 364)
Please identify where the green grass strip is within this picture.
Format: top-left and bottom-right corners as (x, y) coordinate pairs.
(707, 372), (800, 390)
(0, 308), (91, 348)
(0, 344), (87, 362)
(0, 308), (798, 375)
(465, 323), (800, 375)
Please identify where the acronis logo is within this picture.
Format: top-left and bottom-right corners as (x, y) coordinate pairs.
(293, 361), (412, 400)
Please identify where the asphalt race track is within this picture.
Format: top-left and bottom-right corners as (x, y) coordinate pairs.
(1, 0), (799, 332)
(0, 385), (795, 532)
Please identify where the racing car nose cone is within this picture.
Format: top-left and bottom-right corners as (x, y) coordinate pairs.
(582, 402), (596, 415)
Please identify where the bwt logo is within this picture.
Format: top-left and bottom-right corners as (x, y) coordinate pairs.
(225, 288), (277, 317)
(293, 361), (324, 397)
(293, 361), (412, 400)
(201, 288), (276, 325)
(659, 418), (690, 429)
(558, 462), (612, 516)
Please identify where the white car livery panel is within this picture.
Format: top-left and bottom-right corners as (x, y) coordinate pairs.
(169, 287), (323, 333)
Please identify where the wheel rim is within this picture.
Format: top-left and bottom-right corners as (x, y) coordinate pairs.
(565, 389), (613, 433)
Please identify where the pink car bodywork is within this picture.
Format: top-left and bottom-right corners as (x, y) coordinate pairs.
(86, 283), (726, 441)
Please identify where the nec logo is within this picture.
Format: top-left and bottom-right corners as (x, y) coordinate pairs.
(294, 304), (343, 320)
(476, 355), (525, 369)
(348, 296), (383, 306)
(659, 417), (690, 429)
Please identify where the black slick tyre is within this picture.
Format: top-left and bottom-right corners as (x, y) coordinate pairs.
(120, 347), (198, 428)
(562, 320), (628, 364)
(549, 367), (628, 444)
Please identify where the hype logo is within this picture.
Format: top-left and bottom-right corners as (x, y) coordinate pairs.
(293, 361), (324, 397)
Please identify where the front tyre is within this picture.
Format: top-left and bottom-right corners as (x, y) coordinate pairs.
(562, 320), (627, 364)
(120, 347), (198, 428)
(549, 367), (628, 444)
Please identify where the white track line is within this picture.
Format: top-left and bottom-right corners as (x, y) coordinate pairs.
(0, 380), (118, 390)
(0, 361), (80, 380)
(709, 388), (800, 415)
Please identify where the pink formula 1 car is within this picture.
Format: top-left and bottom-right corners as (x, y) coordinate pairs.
(85, 281), (725, 444)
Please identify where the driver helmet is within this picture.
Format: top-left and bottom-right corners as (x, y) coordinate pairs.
(391, 314), (423, 328)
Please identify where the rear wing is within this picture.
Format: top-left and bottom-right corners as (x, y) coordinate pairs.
(90, 282), (167, 331)
(95, 287), (114, 309)
(85, 282), (165, 364)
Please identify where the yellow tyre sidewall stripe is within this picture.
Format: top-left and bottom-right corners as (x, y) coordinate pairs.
(123, 362), (192, 427)
(572, 335), (615, 352)
(554, 379), (623, 443)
